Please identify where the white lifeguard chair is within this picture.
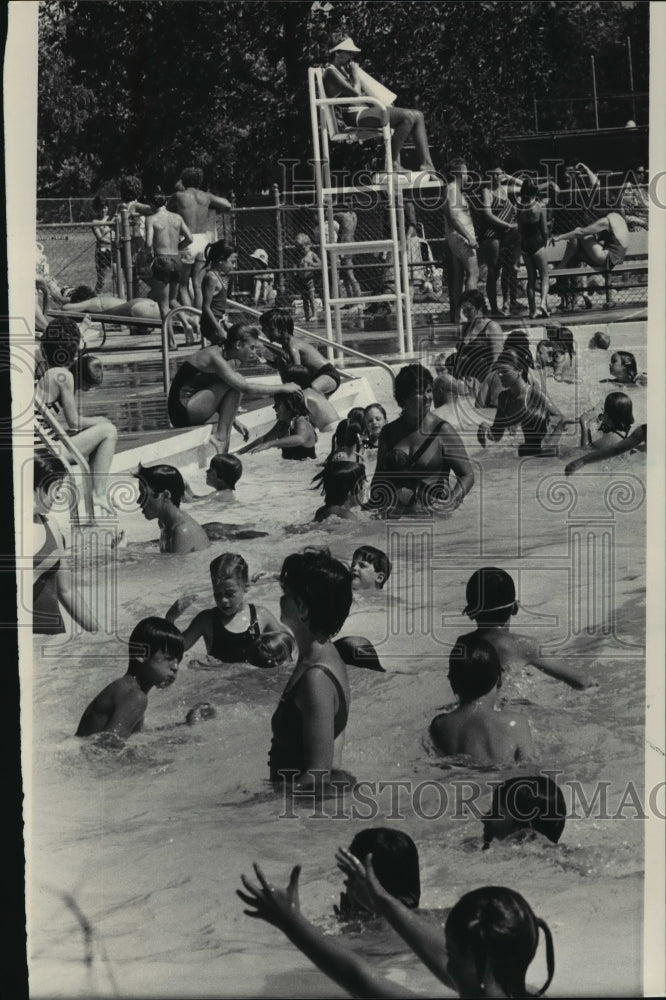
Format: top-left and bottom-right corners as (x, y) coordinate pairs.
(308, 66), (415, 358)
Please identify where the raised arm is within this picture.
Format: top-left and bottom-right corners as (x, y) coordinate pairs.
(519, 635), (597, 689)
(554, 217), (609, 242)
(247, 417), (313, 454)
(207, 352), (301, 397)
(565, 424), (646, 475)
(336, 851), (456, 992)
(208, 193), (232, 213)
(237, 865), (413, 1000)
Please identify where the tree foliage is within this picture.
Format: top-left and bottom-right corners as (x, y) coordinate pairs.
(37, 0), (650, 197)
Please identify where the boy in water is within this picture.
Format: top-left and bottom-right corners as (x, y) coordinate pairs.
(183, 454), (242, 503)
(351, 545), (391, 591)
(136, 463), (210, 553)
(334, 827), (420, 921)
(430, 637), (535, 765)
(76, 617), (184, 738)
(456, 567), (597, 690)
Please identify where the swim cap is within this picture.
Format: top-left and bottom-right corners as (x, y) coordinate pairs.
(464, 567), (516, 616)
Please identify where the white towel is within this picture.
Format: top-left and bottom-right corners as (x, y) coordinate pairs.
(356, 67), (397, 107)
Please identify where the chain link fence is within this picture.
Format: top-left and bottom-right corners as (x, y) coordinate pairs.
(37, 180), (648, 320)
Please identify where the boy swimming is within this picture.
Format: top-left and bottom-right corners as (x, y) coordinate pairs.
(455, 567), (597, 689)
(482, 774), (566, 850)
(136, 463), (210, 553)
(75, 617), (184, 738)
(350, 545), (391, 591)
(334, 828), (420, 921)
(429, 637), (535, 765)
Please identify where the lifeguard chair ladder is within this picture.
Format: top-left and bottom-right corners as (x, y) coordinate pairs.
(308, 67), (414, 360)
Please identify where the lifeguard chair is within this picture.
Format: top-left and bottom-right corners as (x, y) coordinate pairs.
(308, 66), (414, 356)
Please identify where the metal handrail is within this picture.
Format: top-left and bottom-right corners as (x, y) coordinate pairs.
(34, 399), (95, 523)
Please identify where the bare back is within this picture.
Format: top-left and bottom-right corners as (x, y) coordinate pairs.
(169, 188), (211, 232)
(150, 209), (187, 255)
(430, 703), (532, 764)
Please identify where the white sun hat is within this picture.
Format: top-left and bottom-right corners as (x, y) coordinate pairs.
(250, 248), (269, 265)
(329, 36), (361, 53)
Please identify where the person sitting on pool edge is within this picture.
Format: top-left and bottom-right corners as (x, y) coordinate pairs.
(456, 567), (597, 690)
(482, 774), (567, 851)
(430, 637), (536, 766)
(76, 617), (184, 738)
(369, 363), (475, 516)
(334, 827), (420, 922)
(136, 463), (211, 554)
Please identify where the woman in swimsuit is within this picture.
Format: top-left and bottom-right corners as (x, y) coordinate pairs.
(269, 548), (353, 790)
(517, 178), (550, 318)
(167, 323), (301, 453)
(477, 350), (565, 457)
(478, 167), (520, 316)
(33, 452), (98, 635)
(238, 392), (317, 460)
(369, 363), (475, 516)
(35, 317), (118, 514)
(200, 241), (237, 346)
(166, 553), (290, 667)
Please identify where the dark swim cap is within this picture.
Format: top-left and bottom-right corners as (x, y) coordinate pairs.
(464, 567), (516, 616)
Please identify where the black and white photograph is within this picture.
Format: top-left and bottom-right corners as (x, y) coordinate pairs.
(6, 1), (665, 996)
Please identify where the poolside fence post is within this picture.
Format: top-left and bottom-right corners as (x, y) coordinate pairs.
(274, 184), (286, 296)
(119, 206), (134, 299)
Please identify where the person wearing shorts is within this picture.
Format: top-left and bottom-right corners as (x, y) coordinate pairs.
(146, 190), (193, 348)
(180, 231), (210, 265)
(444, 158), (479, 323)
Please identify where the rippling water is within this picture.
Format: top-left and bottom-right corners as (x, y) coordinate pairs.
(28, 326), (647, 997)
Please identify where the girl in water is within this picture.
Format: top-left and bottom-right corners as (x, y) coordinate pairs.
(238, 392), (317, 460)
(312, 461), (366, 522)
(268, 548), (353, 790)
(238, 856), (555, 999)
(166, 324), (301, 452)
(35, 318), (118, 514)
(477, 350), (565, 456)
(603, 351), (647, 386)
(363, 403), (388, 448)
(200, 241), (237, 346)
(564, 391), (646, 475)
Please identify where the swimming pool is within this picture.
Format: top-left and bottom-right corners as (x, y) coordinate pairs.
(28, 322), (648, 997)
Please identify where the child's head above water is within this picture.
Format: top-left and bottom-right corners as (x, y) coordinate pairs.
(351, 545), (391, 590)
(127, 616), (185, 683)
(273, 390), (310, 421)
(483, 775), (567, 850)
(314, 460), (366, 509)
(601, 391), (634, 435)
(590, 330), (611, 350)
(444, 886), (554, 998)
(609, 350), (638, 383)
(337, 827), (421, 919)
(363, 403), (387, 441)
(136, 463), (186, 511)
(464, 567), (518, 625)
(448, 637), (502, 702)
(207, 453), (243, 491)
(279, 547), (353, 640)
(210, 552), (249, 588)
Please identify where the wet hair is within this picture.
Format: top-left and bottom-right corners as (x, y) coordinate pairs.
(394, 363), (433, 408)
(128, 617), (184, 674)
(590, 331), (611, 350)
(464, 567), (517, 624)
(347, 406), (365, 425)
(496, 348), (529, 382)
(209, 552), (249, 587)
(448, 637), (502, 701)
(460, 289), (487, 314)
(260, 307), (294, 343)
(611, 350), (638, 382)
(602, 391), (634, 435)
(352, 545), (391, 588)
(274, 390), (310, 420)
(503, 330), (535, 369)
(226, 323), (260, 353)
(208, 453), (243, 490)
(312, 460), (366, 508)
(282, 364), (312, 389)
(546, 325), (575, 361)
(118, 175), (142, 202)
(445, 886), (555, 998)
(484, 775), (566, 849)
(348, 828), (420, 908)
(204, 241), (236, 269)
(136, 463), (185, 507)
(40, 317), (81, 368)
(330, 417), (363, 456)
(34, 451), (68, 493)
(519, 177), (539, 203)
(181, 166), (204, 188)
(92, 194), (108, 214)
(69, 284), (96, 303)
(363, 403), (387, 433)
(149, 188), (167, 209)
(280, 547), (353, 639)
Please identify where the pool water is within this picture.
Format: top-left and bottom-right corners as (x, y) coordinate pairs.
(28, 325), (648, 997)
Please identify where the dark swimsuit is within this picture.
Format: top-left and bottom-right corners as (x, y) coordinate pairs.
(454, 320), (495, 383)
(282, 418), (317, 460)
(520, 218), (546, 256)
(480, 194), (516, 242)
(266, 352), (341, 398)
(201, 281), (228, 342)
(33, 514), (65, 634)
(492, 384), (551, 454)
(167, 360), (221, 427)
(209, 603), (261, 662)
(268, 665), (349, 780)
